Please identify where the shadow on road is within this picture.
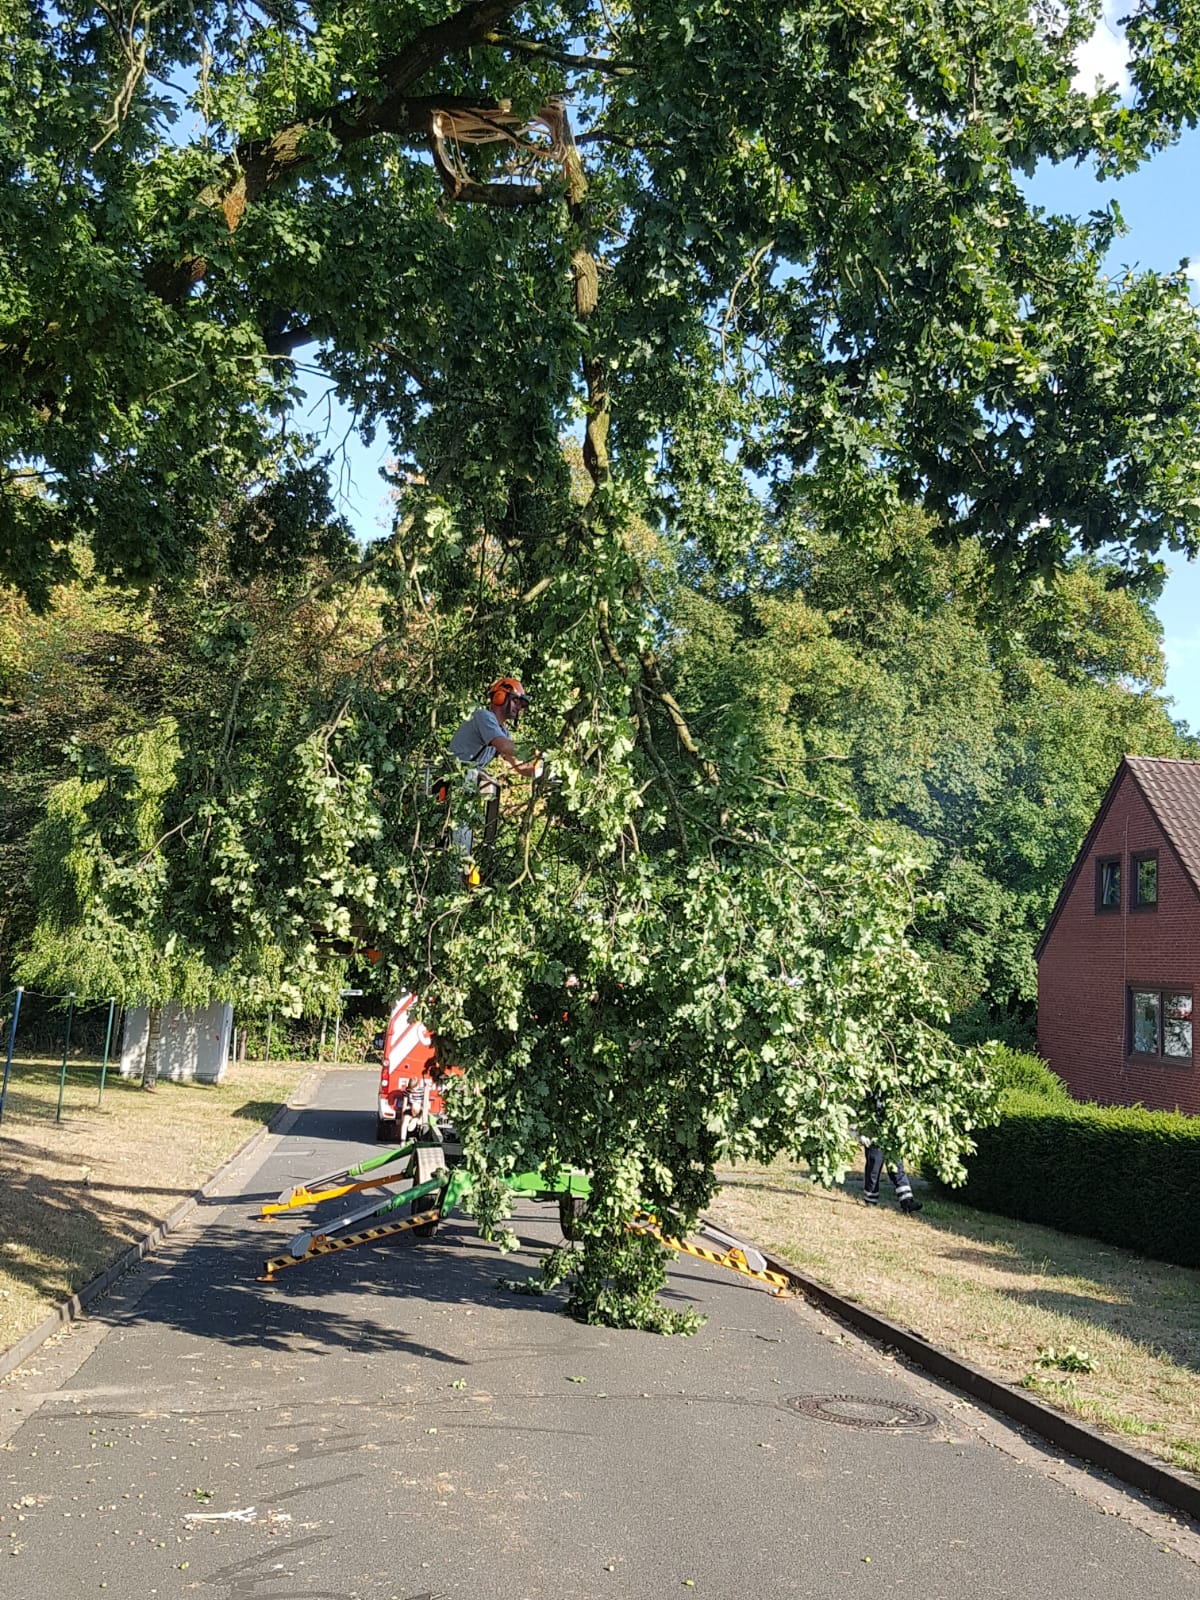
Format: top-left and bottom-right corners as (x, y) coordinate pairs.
(105, 1211), (557, 1360)
(81, 1085), (775, 1368)
(105, 1193), (717, 1370)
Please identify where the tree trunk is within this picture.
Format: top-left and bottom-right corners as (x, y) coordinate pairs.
(141, 1005), (162, 1090)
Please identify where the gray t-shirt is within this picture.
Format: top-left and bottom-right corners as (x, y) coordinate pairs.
(448, 706), (505, 768)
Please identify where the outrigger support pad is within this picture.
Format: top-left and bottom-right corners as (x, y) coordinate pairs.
(696, 1220), (769, 1276)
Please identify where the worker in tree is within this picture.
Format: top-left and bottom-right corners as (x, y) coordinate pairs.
(449, 677), (541, 778)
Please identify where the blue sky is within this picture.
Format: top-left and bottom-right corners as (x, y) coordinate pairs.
(1025, 120), (1200, 735)
(303, 20), (1200, 730)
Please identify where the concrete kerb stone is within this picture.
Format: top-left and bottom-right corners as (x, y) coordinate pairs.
(737, 1231), (1200, 1525)
(0, 1067), (322, 1384)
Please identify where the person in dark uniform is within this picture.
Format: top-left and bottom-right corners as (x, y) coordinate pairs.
(861, 1089), (923, 1214)
(863, 1144), (922, 1213)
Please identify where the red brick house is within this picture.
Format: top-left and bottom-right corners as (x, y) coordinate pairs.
(1036, 756), (1200, 1116)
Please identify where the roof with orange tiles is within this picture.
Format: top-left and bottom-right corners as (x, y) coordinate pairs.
(1125, 757), (1200, 897)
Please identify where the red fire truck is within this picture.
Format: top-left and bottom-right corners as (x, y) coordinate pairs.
(373, 992), (459, 1146)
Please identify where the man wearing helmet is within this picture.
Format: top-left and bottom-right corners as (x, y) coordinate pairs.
(448, 678), (541, 778)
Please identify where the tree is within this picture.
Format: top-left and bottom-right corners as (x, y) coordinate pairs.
(331, 496), (1000, 1329)
(665, 512), (1195, 1045)
(3, 0), (1200, 596)
(16, 477), (380, 1026)
(7, 0), (1200, 1323)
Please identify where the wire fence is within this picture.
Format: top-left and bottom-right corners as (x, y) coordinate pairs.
(0, 987), (122, 1127)
(0, 989), (389, 1129)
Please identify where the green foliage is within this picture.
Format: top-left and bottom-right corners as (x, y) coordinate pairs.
(0, 564), (162, 985)
(989, 1046), (1072, 1105)
(22, 718), (205, 1005)
(666, 515), (1193, 1045)
(941, 1090), (1200, 1268)
(1033, 1344), (1097, 1374)
(10, 513), (388, 1014)
(6, 0), (1200, 1328)
(293, 495), (999, 1324)
(225, 462), (357, 581)
(4, 0), (1200, 592)
(562, 1232), (703, 1336)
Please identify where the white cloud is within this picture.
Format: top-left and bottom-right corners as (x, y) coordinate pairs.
(1072, 3), (1132, 95)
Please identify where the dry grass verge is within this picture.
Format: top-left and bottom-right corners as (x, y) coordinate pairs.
(711, 1159), (1200, 1481)
(0, 1057), (311, 1353)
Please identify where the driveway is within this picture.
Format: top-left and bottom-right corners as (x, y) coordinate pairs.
(2, 1068), (1197, 1599)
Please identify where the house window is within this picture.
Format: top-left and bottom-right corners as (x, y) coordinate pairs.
(1096, 856), (1121, 912)
(1129, 988), (1193, 1060)
(1132, 851), (1158, 909)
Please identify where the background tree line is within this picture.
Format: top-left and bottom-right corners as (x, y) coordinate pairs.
(4, 501), (1191, 1047)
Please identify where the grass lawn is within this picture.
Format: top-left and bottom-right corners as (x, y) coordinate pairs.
(711, 1159), (1200, 1482)
(0, 1056), (312, 1354)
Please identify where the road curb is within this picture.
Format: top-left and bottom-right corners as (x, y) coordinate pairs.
(746, 1236), (1200, 1523)
(0, 1068), (322, 1384)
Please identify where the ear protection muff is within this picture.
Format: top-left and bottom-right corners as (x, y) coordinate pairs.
(488, 676), (528, 713)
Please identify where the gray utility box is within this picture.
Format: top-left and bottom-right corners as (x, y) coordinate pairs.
(119, 1002), (234, 1084)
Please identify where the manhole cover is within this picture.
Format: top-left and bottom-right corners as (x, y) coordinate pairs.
(785, 1394), (938, 1431)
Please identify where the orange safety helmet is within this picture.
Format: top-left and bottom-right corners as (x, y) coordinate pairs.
(488, 676), (529, 712)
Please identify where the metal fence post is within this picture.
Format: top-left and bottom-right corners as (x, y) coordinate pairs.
(0, 986), (23, 1125)
(98, 997), (116, 1106)
(56, 993), (76, 1122)
(265, 1011), (274, 1067)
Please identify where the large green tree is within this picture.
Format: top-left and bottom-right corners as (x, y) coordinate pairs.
(7, 0), (1200, 1324)
(4, 0), (1200, 596)
(665, 512), (1195, 1047)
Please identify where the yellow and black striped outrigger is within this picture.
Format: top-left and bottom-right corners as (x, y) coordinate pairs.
(257, 1148), (791, 1300)
(260, 1210), (443, 1280)
(628, 1214), (793, 1296)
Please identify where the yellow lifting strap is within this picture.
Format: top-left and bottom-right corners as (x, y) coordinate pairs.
(259, 1210), (441, 1282)
(628, 1214), (793, 1297)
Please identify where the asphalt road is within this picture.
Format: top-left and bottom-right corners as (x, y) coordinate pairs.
(2, 1069), (1198, 1600)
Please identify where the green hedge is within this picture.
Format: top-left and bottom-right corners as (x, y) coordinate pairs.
(942, 1086), (1200, 1268)
(989, 1044), (1071, 1104)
